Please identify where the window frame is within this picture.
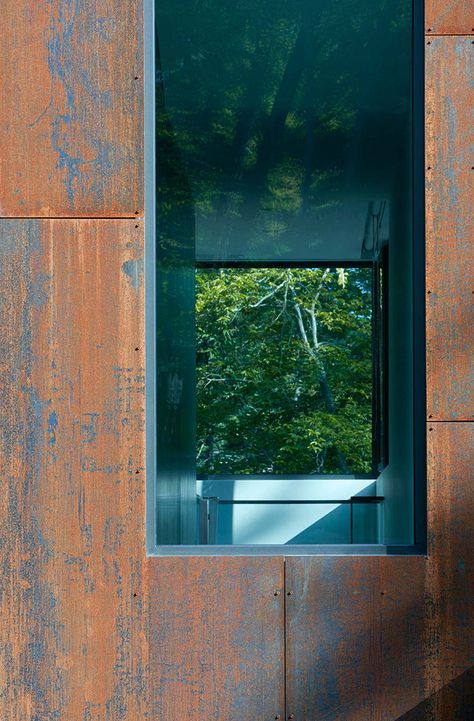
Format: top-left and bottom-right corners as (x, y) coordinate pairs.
(144, 0), (426, 557)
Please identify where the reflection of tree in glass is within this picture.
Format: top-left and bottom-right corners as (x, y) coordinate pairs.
(156, 0), (411, 260)
(196, 268), (373, 475)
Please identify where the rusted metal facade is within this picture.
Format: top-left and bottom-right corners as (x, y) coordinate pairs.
(0, 3), (472, 721)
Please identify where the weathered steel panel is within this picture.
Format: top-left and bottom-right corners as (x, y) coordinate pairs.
(0, 2), (143, 217)
(425, 423), (474, 700)
(285, 423), (474, 721)
(149, 557), (285, 721)
(395, 667), (474, 721)
(425, 1), (473, 35)
(285, 556), (427, 721)
(426, 36), (474, 420)
(0, 220), (149, 719)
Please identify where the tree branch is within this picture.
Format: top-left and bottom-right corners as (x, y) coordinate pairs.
(250, 279), (287, 307)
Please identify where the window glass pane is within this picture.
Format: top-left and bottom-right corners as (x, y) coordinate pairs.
(156, 0), (409, 264)
(196, 266), (373, 476)
(214, 503), (353, 545)
(155, 0), (414, 546)
(197, 479), (383, 544)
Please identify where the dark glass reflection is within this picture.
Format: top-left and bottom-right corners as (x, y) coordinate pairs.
(155, 0), (414, 545)
(156, 0), (410, 263)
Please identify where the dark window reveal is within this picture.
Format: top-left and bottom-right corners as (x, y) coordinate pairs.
(154, 0), (416, 547)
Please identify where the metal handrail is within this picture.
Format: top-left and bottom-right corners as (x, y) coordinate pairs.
(197, 495), (384, 544)
(199, 496), (384, 505)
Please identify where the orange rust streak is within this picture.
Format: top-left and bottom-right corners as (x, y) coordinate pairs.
(149, 558), (285, 721)
(425, 37), (474, 420)
(0, 220), (148, 720)
(425, 0), (474, 35)
(0, 2), (143, 217)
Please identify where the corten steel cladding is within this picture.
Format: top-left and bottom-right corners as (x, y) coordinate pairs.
(425, 0), (474, 35)
(0, 1), (143, 217)
(149, 558), (285, 720)
(0, 221), (148, 719)
(425, 37), (474, 421)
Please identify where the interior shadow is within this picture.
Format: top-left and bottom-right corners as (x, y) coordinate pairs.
(287, 503), (350, 544)
(394, 666), (474, 721)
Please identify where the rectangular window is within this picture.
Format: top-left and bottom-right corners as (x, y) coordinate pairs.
(149, 0), (424, 550)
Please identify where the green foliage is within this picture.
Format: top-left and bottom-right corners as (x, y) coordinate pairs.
(196, 267), (373, 475)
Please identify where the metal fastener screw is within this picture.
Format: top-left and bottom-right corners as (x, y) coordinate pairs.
(287, 590), (293, 596)
(274, 590), (281, 596)
(288, 715), (295, 720)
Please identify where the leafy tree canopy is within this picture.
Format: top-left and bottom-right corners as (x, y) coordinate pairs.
(196, 266), (373, 475)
